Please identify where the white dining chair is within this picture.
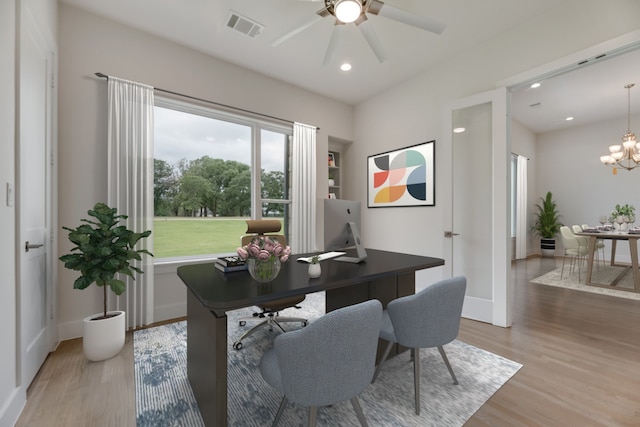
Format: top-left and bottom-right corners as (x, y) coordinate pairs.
(560, 226), (589, 280)
(581, 224), (606, 267)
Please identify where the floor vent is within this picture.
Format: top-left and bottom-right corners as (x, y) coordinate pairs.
(226, 11), (264, 38)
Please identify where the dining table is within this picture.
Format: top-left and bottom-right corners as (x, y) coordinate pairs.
(577, 229), (640, 292)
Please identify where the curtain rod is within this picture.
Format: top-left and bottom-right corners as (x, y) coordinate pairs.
(95, 72), (319, 130)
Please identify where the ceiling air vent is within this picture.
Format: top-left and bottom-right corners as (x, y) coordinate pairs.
(226, 11), (264, 38)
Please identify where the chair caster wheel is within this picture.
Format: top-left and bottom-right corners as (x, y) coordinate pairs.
(239, 320), (246, 326)
(233, 341), (242, 350)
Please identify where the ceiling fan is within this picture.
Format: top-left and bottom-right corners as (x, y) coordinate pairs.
(272, 0), (446, 64)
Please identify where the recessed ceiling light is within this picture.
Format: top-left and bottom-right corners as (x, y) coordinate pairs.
(566, 116), (574, 121)
(340, 63), (352, 71)
(453, 127), (466, 133)
(530, 82), (541, 89)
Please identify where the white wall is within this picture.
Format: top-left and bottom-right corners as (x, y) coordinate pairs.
(349, 0), (640, 290)
(536, 113), (640, 262)
(57, 4), (355, 339)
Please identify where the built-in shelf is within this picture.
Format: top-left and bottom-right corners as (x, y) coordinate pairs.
(328, 151), (340, 199)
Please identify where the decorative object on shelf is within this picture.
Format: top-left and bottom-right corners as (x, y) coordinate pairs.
(328, 152), (336, 167)
(600, 83), (638, 171)
(308, 255), (321, 278)
(237, 235), (291, 283)
(59, 202), (153, 361)
(531, 191), (562, 257)
(368, 141), (435, 207)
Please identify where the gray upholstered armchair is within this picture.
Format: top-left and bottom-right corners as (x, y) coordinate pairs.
(371, 276), (467, 415)
(259, 299), (383, 427)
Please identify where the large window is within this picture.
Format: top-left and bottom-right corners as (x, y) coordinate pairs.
(153, 98), (291, 260)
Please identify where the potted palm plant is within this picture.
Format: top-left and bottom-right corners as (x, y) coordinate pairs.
(59, 202), (153, 361)
(532, 191), (563, 257)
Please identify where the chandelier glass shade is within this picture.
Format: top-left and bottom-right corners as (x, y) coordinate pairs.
(334, 0), (362, 23)
(600, 83), (639, 171)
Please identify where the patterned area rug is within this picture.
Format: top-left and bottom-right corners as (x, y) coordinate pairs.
(530, 265), (640, 300)
(134, 292), (522, 426)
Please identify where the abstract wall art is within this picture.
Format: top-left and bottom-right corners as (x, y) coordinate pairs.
(367, 141), (435, 208)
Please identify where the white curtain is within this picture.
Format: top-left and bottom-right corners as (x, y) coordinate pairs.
(107, 76), (155, 329)
(515, 155), (528, 260)
(290, 122), (317, 253)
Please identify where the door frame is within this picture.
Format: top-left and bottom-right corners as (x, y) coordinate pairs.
(442, 88), (510, 328)
(443, 29), (640, 329)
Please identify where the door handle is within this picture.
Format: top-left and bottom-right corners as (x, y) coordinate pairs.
(25, 241), (44, 252)
(444, 231), (460, 238)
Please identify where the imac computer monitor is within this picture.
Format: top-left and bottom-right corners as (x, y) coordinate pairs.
(323, 199), (367, 263)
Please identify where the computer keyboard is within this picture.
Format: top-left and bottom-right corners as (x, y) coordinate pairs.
(296, 251), (346, 263)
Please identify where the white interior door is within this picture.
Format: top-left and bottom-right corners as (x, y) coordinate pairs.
(19, 4), (55, 388)
(443, 88), (510, 327)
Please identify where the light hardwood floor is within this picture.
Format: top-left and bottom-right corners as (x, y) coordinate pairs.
(15, 257), (640, 426)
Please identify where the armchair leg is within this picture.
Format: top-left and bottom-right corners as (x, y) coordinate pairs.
(271, 397), (287, 427)
(308, 406), (318, 427)
(371, 341), (394, 383)
(413, 348), (420, 415)
(437, 345), (458, 385)
(350, 396), (369, 427)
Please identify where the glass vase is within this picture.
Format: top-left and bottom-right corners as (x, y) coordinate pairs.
(247, 257), (281, 283)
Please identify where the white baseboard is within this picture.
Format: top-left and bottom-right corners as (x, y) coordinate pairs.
(57, 319), (82, 341)
(462, 295), (493, 324)
(154, 302), (186, 323)
(0, 386), (26, 427)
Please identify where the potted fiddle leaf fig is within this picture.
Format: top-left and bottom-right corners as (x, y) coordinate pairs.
(59, 202), (153, 361)
(531, 191), (562, 257)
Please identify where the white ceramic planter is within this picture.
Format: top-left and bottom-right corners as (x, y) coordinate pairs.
(308, 263), (321, 278)
(83, 310), (125, 362)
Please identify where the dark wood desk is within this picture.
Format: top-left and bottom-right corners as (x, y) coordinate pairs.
(177, 248), (444, 427)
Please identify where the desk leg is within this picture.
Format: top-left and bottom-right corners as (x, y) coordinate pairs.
(629, 238), (640, 291)
(586, 236), (596, 285)
(187, 291), (227, 427)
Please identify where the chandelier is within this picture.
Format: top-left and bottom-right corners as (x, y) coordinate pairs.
(600, 83), (638, 171)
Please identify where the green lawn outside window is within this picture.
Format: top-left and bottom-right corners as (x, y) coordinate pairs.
(152, 217), (284, 259)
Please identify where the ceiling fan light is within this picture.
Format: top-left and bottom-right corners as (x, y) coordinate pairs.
(335, 0), (362, 24)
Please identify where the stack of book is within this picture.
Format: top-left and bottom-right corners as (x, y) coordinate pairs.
(215, 256), (248, 273)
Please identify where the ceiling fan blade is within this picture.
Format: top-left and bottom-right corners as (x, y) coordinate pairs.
(323, 23), (346, 66)
(272, 8), (330, 47)
(357, 16), (387, 63)
(368, 0), (446, 35)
